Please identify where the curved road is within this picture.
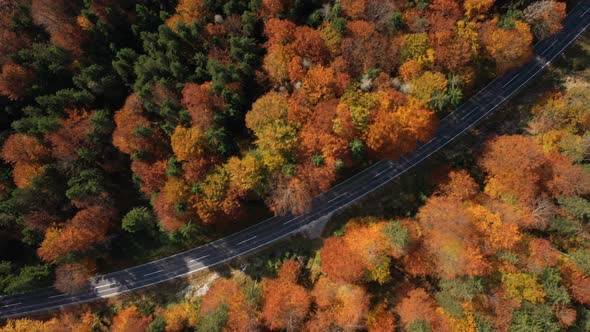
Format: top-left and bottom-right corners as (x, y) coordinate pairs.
(1, 1), (589, 319)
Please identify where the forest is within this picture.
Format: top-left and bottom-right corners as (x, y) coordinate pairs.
(0, 0), (587, 330)
(3, 65), (590, 330)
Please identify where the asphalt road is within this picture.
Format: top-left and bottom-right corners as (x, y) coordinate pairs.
(1, 0), (589, 320)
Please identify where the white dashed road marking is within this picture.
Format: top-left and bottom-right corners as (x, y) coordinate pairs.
(237, 236), (256, 245)
(189, 255), (210, 263)
(143, 270), (164, 277)
(95, 282), (117, 289)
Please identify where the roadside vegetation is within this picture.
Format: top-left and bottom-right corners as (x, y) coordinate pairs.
(2, 2), (588, 330)
(0, 0), (590, 332)
(0, 0), (567, 295)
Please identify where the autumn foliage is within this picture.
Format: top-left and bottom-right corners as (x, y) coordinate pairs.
(38, 206), (115, 263)
(309, 277), (370, 330)
(199, 279), (258, 331)
(54, 258), (96, 294)
(2, 133), (50, 188)
(111, 306), (152, 332)
(153, 178), (194, 232)
(2, 134), (50, 165)
(160, 301), (199, 332)
(479, 18), (533, 75)
(112, 94), (167, 159)
(46, 109), (94, 162)
(396, 288), (449, 331)
(366, 303), (395, 332)
(524, 0), (566, 39)
(321, 235), (367, 283)
(0, 1), (582, 330)
(91, 0), (547, 228)
(464, 0), (495, 19)
(165, 0), (205, 30)
(480, 135), (590, 202)
(261, 260), (311, 330)
(30, 0), (84, 57)
(0, 63), (35, 100)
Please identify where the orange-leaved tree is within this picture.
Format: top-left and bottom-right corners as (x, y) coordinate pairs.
(45, 109), (94, 163)
(396, 288), (449, 331)
(111, 306), (153, 332)
(479, 18), (533, 75)
(0, 63), (35, 100)
(199, 278), (258, 331)
(37, 206), (115, 263)
(308, 277), (370, 331)
(479, 135), (547, 203)
(261, 260), (311, 331)
(165, 0), (205, 30)
(464, 0), (495, 20)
